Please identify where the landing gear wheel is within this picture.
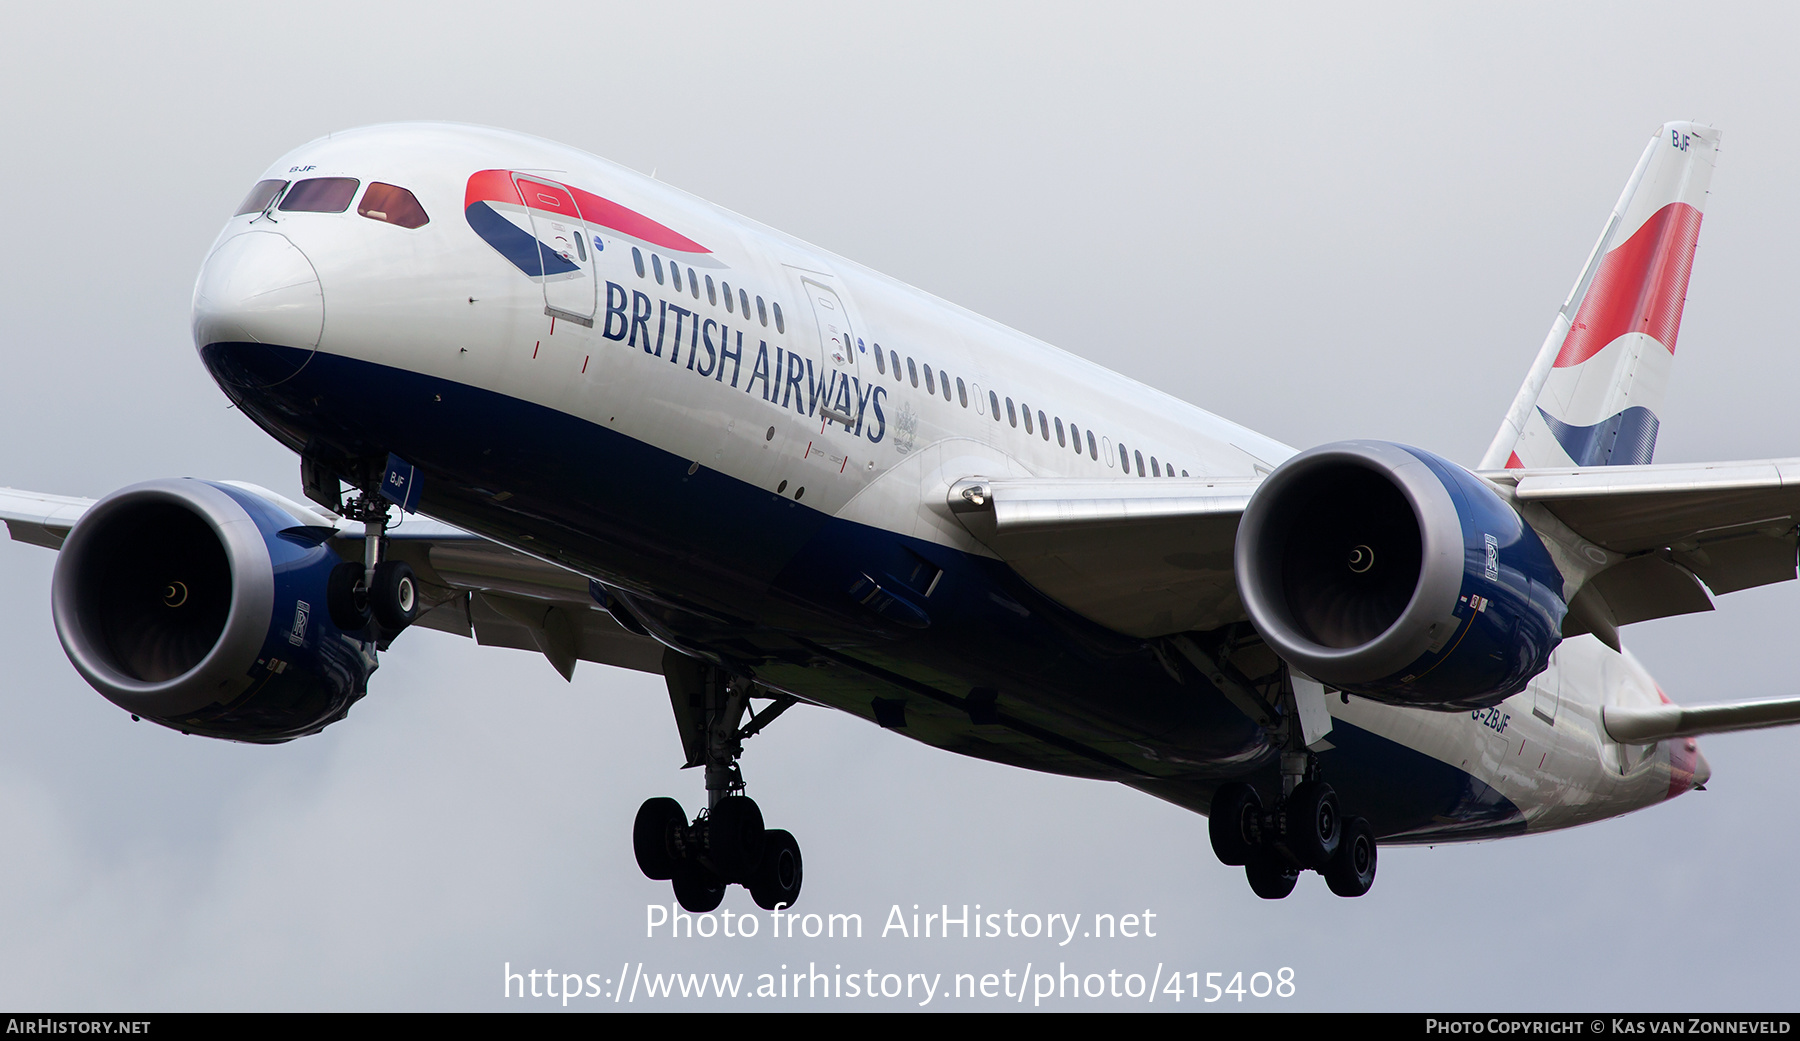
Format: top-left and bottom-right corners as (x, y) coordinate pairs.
(704, 796), (766, 880)
(1208, 782), (1263, 867)
(633, 797), (687, 881)
(1324, 816), (1377, 897)
(326, 561), (371, 632)
(1283, 780), (1342, 869)
(748, 829), (804, 911)
(671, 866), (725, 912)
(369, 560), (419, 630)
(1245, 854), (1299, 900)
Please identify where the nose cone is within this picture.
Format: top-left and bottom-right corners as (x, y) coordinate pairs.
(192, 231), (322, 388)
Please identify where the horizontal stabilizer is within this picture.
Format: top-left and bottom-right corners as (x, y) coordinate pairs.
(1603, 696), (1800, 743)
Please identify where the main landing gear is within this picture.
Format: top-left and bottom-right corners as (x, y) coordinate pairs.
(1208, 756), (1377, 899)
(635, 652), (804, 912)
(1176, 632), (1377, 899)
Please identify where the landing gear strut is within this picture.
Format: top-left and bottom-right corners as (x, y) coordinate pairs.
(635, 652), (804, 911)
(324, 494), (418, 637)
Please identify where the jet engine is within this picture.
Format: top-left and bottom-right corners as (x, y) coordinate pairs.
(51, 479), (377, 742)
(1234, 441), (1565, 709)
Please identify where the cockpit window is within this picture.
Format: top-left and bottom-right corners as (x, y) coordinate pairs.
(279, 177), (360, 213)
(234, 179), (288, 216)
(357, 182), (429, 229)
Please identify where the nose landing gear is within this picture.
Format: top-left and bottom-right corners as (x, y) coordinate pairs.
(636, 651), (804, 911)
(311, 462), (419, 640)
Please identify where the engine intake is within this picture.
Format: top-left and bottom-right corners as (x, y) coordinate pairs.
(1235, 441), (1565, 709)
(52, 479), (377, 742)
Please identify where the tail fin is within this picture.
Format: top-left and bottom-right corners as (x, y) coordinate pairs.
(1480, 122), (1719, 470)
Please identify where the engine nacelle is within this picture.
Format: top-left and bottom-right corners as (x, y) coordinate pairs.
(52, 479), (377, 742)
(1235, 441), (1565, 709)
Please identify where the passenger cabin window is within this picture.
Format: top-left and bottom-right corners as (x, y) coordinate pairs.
(1022, 405), (1034, 436)
(1087, 431), (1098, 460)
(942, 374), (953, 402)
(874, 345), (887, 374)
(1006, 397), (1017, 427)
(1055, 417), (1066, 447)
(689, 269), (700, 299)
(723, 282), (734, 312)
(670, 263), (684, 293)
(633, 248), (646, 278)
(773, 302), (785, 333)
(923, 364), (935, 395)
(706, 275), (717, 305)
(653, 254), (665, 284)
(989, 390), (1000, 420)
(1135, 450), (1145, 477)
(756, 296), (768, 327)
(907, 357), (918, 388)
(279, 177), (360, 213)
(357, 183), (429, 229)
(1151, 457), (1160, 477)
(1038, 410), (1049, 441)
(891, 351), (902, 381)
(957, 378), (968, 408)
(740, 288), (751, 316)
(235, 179), (288, 216)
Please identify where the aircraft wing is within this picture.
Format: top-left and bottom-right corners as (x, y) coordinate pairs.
(1485, 459), (1800, 626)
(945, 476), (1260, 637)
(946, 458), (1800, 640)
(0, 486), (665, 680)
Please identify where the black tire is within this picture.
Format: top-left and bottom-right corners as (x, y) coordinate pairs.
(1245, 853), (1299, 900)
(748, 829), (804, 911)
(703, 796), (766, 881)
(1208, 782), (1262, 866)
(671, 866), (725, 912)
(369, 560), (419, 631)
(1283, 780), (1342, 869)
(1324, 816), (1377, 898)
(326, 561), (371, 632)
(633, 798), (687, 881)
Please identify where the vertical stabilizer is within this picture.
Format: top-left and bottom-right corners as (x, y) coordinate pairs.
(1480, 123), (1718, 470)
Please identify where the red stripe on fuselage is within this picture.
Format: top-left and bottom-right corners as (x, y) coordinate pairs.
(464, 169), (710, 254)
(1552, 202), (1702, 369)
(464, 169), (523, 209)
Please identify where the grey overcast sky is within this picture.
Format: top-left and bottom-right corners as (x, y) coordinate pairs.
(2, 1), (1799, 1011)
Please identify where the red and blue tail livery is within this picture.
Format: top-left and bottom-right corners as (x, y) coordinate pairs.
(1484, 123), (1718, 470)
